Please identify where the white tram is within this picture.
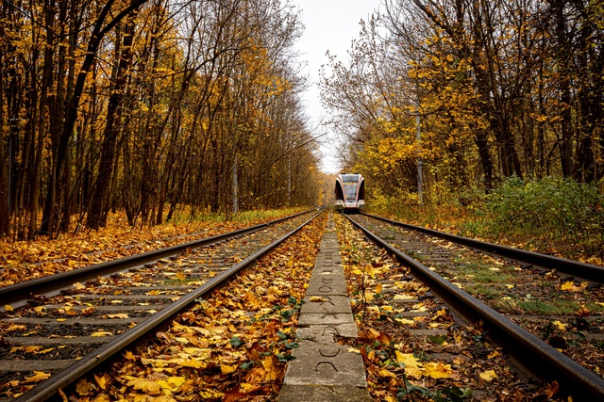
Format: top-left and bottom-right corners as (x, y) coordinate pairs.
(334, 173), (365, 211)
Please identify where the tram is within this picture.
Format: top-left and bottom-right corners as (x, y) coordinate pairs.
(334, 173), (365, 211)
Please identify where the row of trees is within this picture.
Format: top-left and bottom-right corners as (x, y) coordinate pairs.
(0, 0), (320, 239)
(321, 0), (603, 200)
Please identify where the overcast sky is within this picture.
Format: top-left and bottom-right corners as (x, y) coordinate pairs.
(293, 0), (382, 173)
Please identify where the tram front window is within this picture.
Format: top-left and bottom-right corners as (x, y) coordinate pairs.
(344, 184), (358, 201)
(342, 174), (360, 202)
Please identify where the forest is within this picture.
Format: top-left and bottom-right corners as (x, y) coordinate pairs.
(320, 0), (603, 259)
(323, 0), (603, 193)
(1, 0), (603, 248)
(0, 0), (321, 240)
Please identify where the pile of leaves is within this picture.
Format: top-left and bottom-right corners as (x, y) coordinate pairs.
(0, 209), (302, 287)
(67, 213), (327, 401)
(334, 214), (568, 402)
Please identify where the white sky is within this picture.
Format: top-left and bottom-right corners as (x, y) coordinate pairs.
(293, 0), (381, 173)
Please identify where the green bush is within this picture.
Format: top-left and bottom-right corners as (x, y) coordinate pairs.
(478, 176), (603, 258)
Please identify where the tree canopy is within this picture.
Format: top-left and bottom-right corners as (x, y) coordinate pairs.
(0, 0), (320, 238)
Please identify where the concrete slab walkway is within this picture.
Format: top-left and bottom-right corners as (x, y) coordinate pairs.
(278, 213), (372, 402)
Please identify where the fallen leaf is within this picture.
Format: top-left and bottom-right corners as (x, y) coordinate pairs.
(124, 376), (162, 395)
(90, 331), (113, 337)
(24, 371), (51, 383)
(379, 369), (397, 378)
(423, 362), (452, 379)
(221, 364), (237, 374)
(480, 369), (498, 382)
(157, 376), (186, 391)
(552, 320), (566, 331)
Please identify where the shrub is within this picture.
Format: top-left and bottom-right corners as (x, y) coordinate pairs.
(481, 176), (603, 258)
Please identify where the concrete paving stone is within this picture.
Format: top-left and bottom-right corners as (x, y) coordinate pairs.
(306, 277), (348, 296)
(279, 213), (369, 401)
(284, 341), (367, 387)
(297, 312), (355, 326)
(307, 273), (347, 289)
(300, 295), (353, 315)
(277, 385), (371, 402)
(295, 323), (359, 342)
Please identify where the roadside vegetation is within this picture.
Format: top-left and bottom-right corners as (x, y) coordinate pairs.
(0, 208), (306, 287)
(321, 1), (603, 265)
(366, 177), (603, 265)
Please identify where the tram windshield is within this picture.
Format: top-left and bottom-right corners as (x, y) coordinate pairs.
(341, 174), (360, 202)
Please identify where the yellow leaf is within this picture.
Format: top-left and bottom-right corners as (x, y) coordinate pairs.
(552, 320), (566, 331)
(423, 362), (452, 379)
(104, 313), (129, 319)
(5, 305), (13, 312)
(73, 282), (86, 290)
(221, 364), (237, 374)
(560, 281), (574, 291)
(347, 347), (361, 354)
(24, 371), (51, 383)
(90, 331), (113, 337)
(480, 369), (498, 382)
(310, 296), (326, 302)
(261, 356), (279, 381)
(379, 369), (397, 378)
(396, 351), (424, 379)
(123, 350), (137, 361)
(200, 390), (224, 398)
(488, 350), (500, 359)
(76, 379), (93, 396)
(363, 289), (374, 303)
(125, 376), (162, 395)
(157, 376), (186, 391)
(94, 373), (108, 390)
(240, 383), (262, 394)
(366, 328), (380, 339)
(396, 352), (420, 367)
(375, 283), (383, 294)
(395, 318), (415, 326)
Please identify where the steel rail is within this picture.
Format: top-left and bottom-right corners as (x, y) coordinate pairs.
(15, 210), (324, 402)
(346, 214), (604, 401)
(362, 212), (604, 282)
(0, 209), (315, 309)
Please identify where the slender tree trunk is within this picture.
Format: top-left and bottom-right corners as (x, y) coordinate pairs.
(87, 15), (136, 229)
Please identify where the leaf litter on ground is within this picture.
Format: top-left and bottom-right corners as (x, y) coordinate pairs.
(0, 208), (304, 287)
(67, 213), (327, 401)
(333, 213), (570, 402)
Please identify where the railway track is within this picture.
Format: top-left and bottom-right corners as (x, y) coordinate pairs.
(0, 210), (322, 401)
(343, 212), (604, 401)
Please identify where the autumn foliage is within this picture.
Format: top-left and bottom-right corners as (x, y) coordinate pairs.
(0, 0), (320, 240)
(321, 0), (603, 202)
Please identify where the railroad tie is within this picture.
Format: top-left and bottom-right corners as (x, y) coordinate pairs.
(278, 213), (371, 402)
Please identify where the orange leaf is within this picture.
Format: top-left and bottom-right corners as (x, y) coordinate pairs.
(25, 371), (51, 383)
